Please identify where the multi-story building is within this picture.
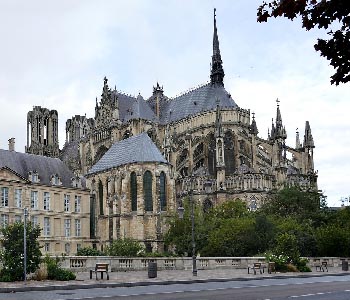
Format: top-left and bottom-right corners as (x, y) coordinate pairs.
(0, 138), (91, 255)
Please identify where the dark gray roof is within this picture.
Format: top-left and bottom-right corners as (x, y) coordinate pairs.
(87, 133), (168, 175)
(0, 149), (76, 188)
(160, 83), (238, 124)
(115, 83), (238, 125)
(115, 92), (157, 123)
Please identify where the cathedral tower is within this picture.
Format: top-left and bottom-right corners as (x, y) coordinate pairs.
(26, 106), (59, 157)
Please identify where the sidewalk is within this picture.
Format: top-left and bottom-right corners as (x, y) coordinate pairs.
(0, 266), (348, 293)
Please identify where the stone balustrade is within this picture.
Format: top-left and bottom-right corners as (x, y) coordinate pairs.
(59, 256), (350, 272)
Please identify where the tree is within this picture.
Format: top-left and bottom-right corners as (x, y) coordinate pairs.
(261, 186), (326, 222)
(257, 0), (350, 85)
(0, 221), (42, 281)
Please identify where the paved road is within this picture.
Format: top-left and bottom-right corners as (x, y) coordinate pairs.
(2, 275), (350, 300)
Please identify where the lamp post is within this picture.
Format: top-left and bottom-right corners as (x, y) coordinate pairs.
(178, 175), (197, 276)
(23, 207), (28, 283)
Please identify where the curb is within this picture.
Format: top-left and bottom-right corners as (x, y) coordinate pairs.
(0, 272), (348, 293)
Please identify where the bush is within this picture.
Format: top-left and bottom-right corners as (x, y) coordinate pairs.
(76, 247), (104, 256)
(265, 252), (288, 272)
(296, 258), (312, 272)
(0, 221), (42, 281)
(105, 238), (144, 257)
(44, 256), (76, 281)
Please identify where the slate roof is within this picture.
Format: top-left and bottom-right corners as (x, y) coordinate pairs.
(0, 149), (77, 188)
(160, 83), (238, 124)
(112, 83), (238, 125)
(115, 92), (157, 123)
(87, 133), (168, 175)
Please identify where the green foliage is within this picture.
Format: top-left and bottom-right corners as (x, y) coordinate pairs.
(316, 224), (350, 257)
(210, 200), (249, 220)
(105, 238), (144, 257)
(274, 233), (300, 264)
(164, 187), (350, 261)
(76, 247), (104, 256)
(296, 258), (312, 272)
(0, 221), (42, 282)
(265, 252), (289, 272)
(201, 218), (258, 257)
(261, 187), (325, 222)
(164, 197), (208, 256)
(257, 0), (350, 85)
(43, 256), (76, 281)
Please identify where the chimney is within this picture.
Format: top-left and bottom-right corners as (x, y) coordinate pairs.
(8, 138), (15, 151)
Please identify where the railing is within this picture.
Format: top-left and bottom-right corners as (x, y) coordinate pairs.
(60, 257), (348, 272)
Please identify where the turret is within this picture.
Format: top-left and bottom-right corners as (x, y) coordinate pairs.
(249, 112), (259, 135)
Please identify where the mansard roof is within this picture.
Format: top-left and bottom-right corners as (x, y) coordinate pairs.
(160, 83), (238, 124)
(87, 133), (168, 175)
(0, 149), (77, 188)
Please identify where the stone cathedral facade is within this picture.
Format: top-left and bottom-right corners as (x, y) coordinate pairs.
(25, 11), (318, 251)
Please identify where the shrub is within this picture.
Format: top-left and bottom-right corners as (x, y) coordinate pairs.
(265, 252), (288, 272)
(44, 256), (76, 281)
(76, 247), (104, 256)
(296, 258), (312, 272)
(105, 238), (144, 257)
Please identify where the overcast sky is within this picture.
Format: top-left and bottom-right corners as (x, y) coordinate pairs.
(0, 0), (349, 206)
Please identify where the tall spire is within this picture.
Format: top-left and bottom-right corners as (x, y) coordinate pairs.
(210, 8), (225, 86)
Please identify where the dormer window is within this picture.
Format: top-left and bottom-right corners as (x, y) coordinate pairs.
(29, 171), (40, 183)
(51, 174), (61, 186)
(71, 176), (82, 188)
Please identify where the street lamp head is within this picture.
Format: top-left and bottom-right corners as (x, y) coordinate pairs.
(177, 206), (185, 219)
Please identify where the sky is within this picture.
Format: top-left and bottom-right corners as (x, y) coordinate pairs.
(0, 0), (349, 207)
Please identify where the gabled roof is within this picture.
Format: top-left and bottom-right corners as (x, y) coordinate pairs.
(0, 149), (76, 188)
(87, 133), (168, 175)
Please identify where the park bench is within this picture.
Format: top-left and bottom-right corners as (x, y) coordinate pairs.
(248, 262), (264, 275)
(315, 261), (328, 272)
(90, 263), (110, 280)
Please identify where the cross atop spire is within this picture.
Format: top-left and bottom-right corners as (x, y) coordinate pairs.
(210, 8), (225, 86)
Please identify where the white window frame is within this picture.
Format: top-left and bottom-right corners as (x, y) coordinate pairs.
(31, 215), (39, 227)
(0, 214), (9, 228)
(43, 192), (50, 211)
(75, 219), (81, 237)
(1, 187), (9, 207)
(31, 191), (38, 209)
(65, 243), (70, 254)
(43, 217), (50, 236)
(64, 194), (70, 212)
(74, 195), (81, 213)
(64, 219), (71, 237)
(15, 189), (22, 208)
(44, 243), (50, 252)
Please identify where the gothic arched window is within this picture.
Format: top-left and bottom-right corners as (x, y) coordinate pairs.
(160, 172), (167, 211)
(224, 131), (235, 174)
(143, 171), (153, 211)
(208, 133), (217, 175)
(130, 172), (137, 211)
(98, 180), (104, 215)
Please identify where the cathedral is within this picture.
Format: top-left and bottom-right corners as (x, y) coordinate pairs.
(24, 10), (318, 251)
